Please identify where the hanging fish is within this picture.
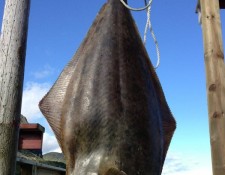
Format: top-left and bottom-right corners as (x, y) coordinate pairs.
(39, 0), (176, 174)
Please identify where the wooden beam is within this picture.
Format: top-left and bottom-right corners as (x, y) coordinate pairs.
(20, 124), (45, 132)
(0, 0), (30, 174)
(199, 0), (225, 174)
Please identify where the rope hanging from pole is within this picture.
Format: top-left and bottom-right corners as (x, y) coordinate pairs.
(120, 0), (160, 69)
(143, 2), (160, 69)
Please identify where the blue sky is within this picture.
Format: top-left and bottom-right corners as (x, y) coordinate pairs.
(1, 0), (225, 174)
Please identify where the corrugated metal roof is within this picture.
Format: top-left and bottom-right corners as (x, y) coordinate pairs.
(17, 150), (66, 169)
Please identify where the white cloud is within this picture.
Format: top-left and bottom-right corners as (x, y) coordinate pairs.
(21, 81), (61, 153)
(32, 65), (55, 79)
(162, 152), (212, 175)
(21, 82), (50, 122)
(42, 132), (61, 153)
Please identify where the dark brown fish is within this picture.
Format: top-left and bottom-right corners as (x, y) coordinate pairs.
(39, 0), (176, 174)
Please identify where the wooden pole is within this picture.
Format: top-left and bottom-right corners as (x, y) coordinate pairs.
(0, 0), (30, 174)
(199, 0), (225, 174)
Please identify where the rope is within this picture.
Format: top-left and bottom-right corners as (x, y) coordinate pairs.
(143, 4), (160, 69)
(119, 0), (152, 11)
(120, 0), (160, 69)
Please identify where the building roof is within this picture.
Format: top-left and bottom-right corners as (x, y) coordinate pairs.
(17, 150), (66, 169)
(20, 123), (45, 132)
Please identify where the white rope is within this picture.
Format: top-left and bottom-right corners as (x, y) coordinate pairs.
(120, 0), (152, 11)
(120, 0), (160, 69)
(143, 4), (160, 69)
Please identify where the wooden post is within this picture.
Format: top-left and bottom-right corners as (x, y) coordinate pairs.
(198, 0), (225, 174)
(0, 0), (30, 174)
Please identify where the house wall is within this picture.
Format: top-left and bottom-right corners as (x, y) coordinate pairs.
(19, 131), (43, 150)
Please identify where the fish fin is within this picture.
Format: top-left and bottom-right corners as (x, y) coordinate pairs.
(161, 104), (176, 162)
(145, 57), (176, 169)
(151, 69), (176, 168)
(39, 4), (108, 148)
(39, 59), (78, 148)
(156, 85), (176, 164)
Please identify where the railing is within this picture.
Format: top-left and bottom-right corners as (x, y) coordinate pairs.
(16, 157), (66, 175)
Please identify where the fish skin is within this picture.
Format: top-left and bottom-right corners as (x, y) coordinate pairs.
(39, 0), (176, 174)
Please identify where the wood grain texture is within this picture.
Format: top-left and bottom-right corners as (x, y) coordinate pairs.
(0, 0), (30, 174)
(200, 0), (225, 174)
(39, 0), (176, 174)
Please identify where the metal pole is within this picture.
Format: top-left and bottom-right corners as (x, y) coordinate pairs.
(0, 0), (30, 174)
(198, 0), (225, 174)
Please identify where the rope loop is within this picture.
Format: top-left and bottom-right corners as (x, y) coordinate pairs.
(119, 0), (153, 11)
(144, 5), (160, 69)
(120, 0), (160, 69)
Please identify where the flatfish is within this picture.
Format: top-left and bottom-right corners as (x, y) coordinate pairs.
(39, 0), (176, 174)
